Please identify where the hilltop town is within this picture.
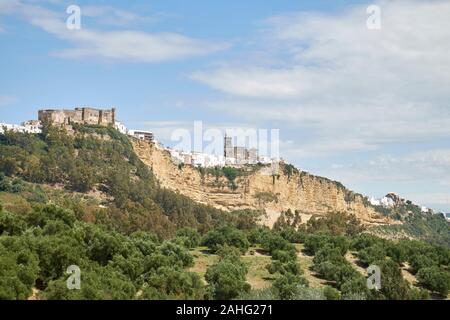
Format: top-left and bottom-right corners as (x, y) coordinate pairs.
(1, 107), (274, 168)
(4, 106), (445, 221)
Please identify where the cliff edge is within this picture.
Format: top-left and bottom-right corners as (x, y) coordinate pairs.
(133, 140), (395, 227)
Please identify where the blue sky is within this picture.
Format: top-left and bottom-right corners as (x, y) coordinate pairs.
(1, 0), (450, 212)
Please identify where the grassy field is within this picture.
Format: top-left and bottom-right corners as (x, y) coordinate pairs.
(295, 243), (329, 289)
(188, 246), (219, 280)
(189, 246), (275, 289)
(242, 250), (275, 289)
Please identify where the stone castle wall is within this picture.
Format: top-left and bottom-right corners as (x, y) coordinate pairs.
(38, 107), (115, 126)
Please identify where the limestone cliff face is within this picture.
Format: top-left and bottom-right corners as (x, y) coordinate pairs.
(133, 140), (394, 227)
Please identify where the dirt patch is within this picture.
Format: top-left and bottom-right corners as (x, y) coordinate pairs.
(345, 252), (367, 276)
(400, 263), (417, 286)
(27, 288), (40, 300)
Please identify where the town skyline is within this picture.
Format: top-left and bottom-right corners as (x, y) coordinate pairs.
(1, 0), (450, 212)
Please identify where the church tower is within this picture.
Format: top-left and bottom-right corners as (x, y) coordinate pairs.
(224, 134), (234, 158)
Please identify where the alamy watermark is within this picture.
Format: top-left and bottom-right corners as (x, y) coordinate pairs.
(167, 121), (280, 175)
(366, 4), (381, 30)
(66, 265), (81, 290)
(66, 5), (81, 30)
(367, 265), (381, 290)
(171, 121), (279, 158)
(171, 121), (278, 155)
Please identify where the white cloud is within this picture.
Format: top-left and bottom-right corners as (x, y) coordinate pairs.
(189, 0), (450, 210)
(80, 5), (153, 27)
(0, 0), (228, 62)
(0, 95), (17, 107)
(136, 120), (260, 141)
(408, 193), (450, 208)
(192, 0), (450, 156)
(279, 137), (377, 159)
(325, 149), (450, 184)
(192, 67), (320, 99)
(51, 30), (227, 62)
(314, 149), (450, 210)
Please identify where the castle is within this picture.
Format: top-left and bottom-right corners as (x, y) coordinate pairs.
(38, 107), (116, 126)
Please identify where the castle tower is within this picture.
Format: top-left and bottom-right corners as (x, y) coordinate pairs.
(224, 134), (234, 158)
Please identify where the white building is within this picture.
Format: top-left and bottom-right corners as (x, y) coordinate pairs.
(22, 120), (42, 133)
(114, 121), (128, 135)
(191, 152), (207, 167)
(168, 148), (226, 168)
(421, 206), (430, 213)
(0, 121), (42, 134)
(257, 155), (272, 164)
(0, 123), (17, 134)
(153, 139), (164, 150)
(369, 196), (395, 208)
(225, 157), (237, 165)
(206, 154), (225, 167)
(128, 130), (154, 141)
(169, 149), (185, 165)
(380, 196), (395, 208)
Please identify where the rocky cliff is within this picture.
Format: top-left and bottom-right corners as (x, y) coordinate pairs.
(133, 140), (394, 227)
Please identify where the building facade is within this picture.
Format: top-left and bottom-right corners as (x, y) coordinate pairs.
(247, 148), (258, 164)
(223, 134), (268, 165)
(234, 146), (247, 164)
(114, 121), (128, 135)
(128, 130), (154, 141)
(224, 135), (235, 159)
(38, 107), (116, 126)
(0, 121), (42, 134)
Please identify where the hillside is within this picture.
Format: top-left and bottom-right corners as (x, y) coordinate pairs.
(133, 140), (394, 227)
(1, 125), (449, 301)
(0, 125), (447, 245)
(0, 124), (259, 239)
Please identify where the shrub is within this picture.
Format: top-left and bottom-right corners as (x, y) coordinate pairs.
(368, 259), (412, 300)
(323, 286), (341, 300)
(304, 234), (349, 256)
(0, 245), (39, 300)
(307, 212), (364, 236)
(261, 233), (296, 255)
(0, 211), (27, 236)
(203, 226), (249, 254)
(416, 266), (450, 297)
(273, 273), (309, 300)
(205, 258), (250, 300)
(145, 267), (205, 300)
(358, 244), (387, 266)
(410, 254), (439, 274)
(175, 227), (201, 249)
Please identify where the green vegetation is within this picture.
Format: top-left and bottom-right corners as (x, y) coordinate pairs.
(196, 164), (265, 190)
(0, 126), (260, 238)
(306, 211), (364, 237)
(205, 246), (250, 299)
(254, 192), (278, 205)
(0, 203), (205, 300)
(416, 266), (450, 297)
(374, 209), (450, 247)
(1, 127), (449, 300)
(282, 163), (299, 180)
(203, 225), (250, 254)
(323, 286), (341, 300)
(175, 227), (202, 249)
(273, 209), (302, 233)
